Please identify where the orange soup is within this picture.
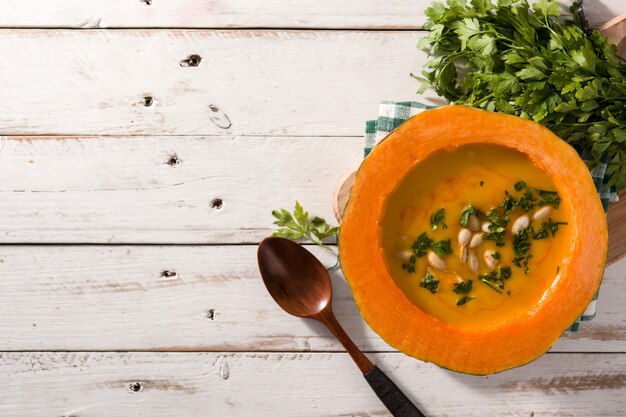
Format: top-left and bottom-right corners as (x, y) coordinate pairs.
(381, 144), (572, 329)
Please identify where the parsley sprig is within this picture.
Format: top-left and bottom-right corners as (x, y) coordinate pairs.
(416, 0), (626, 190)
(271, 201), (338, 249)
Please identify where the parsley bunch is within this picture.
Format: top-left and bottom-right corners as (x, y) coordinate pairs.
(416, 0), (626, 189)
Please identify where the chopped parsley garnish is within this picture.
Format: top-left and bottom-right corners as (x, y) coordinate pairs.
(515, 184), (561, 213)
(402, 233), (434, 273)
(534, 219), (568, 239)
(456, 296), (475, 306)
(518, 189), (538, 212)
(399, 181), (563, 295)
(430, 208), (448, 230)
(483, 229), (506, 247)
(431, 239), (452, 257)
(411, 232), (433, 257)
(420, 272), (439, 294)
(459, 205), (476, 227)
(486, 208), (508, 228)
(478, 266), (512, 294)
(401, 255), (416, 273)
(536, 189), (561, 209)
(499, 266), (512, 280)
(499, 192), (516, 214)
(512, 228), (532, 273)
(513, 228), (531, 256)
(453, 279), (473, 294)
(514, 181), (527, 192)
(479, 274), (503, 293)
(483, 208), (508, 246)
(513, 254), (533, 274)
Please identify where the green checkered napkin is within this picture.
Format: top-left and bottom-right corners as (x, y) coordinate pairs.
(365, 101), (619, 331)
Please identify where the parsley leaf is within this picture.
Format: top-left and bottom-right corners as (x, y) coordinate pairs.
(412, 232), (434, 257)
(500, 192), (517, 213)
(272, 201), (338, 249)
(479, 266), (513, 293)
(453, 279), (473, 294)
(513, 254), (533, 274)
(403, 232), (434, 272)
(431, 239), (452, 257)
(499, 266), (512, 280)
(536, 189), (561, 209)
(518, 189), (537, 212)
(402, 255), (417, 273)
(483, 208), (508, 246)
(459, 204), (476, 227)
(456, 296), (476, 306)
(430, 208), (448, 229)
(421, 272), (440, 294)
(534, 218), (568, 239)
(514, 181), (527, 192)
(513, 228), (532, 257)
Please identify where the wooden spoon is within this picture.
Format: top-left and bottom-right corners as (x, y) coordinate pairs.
(257, 237), (425, 417)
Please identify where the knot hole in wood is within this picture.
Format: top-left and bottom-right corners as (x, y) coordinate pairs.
(160, 270), (178, 280)
(210, 198), (223, 209)
(141, 96), (154, 107)
(166, 154), (181, 167)
(128, 382), (143, 392)
(180, 54), (202, 67)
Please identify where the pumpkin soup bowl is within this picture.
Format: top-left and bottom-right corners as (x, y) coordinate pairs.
(339, 106), (607, 375)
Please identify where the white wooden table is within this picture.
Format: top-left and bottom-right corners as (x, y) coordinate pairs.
(1, 1), (625, 416)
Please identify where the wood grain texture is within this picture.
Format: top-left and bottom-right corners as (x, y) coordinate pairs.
(0, 30), (433, 136)
(0, 135), (362, 243)
(1, 351), (625, 417)
(607, 189), (626, 265)
(0, 245), (623, 352)
(0, 0), (621, 29)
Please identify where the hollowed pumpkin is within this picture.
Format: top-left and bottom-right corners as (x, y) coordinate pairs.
(339, 106), (607, 375)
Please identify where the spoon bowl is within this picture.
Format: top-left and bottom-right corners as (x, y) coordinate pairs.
(257, 237), (332, 318)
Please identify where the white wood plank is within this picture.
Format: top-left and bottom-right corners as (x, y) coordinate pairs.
(6, 135), (623, 251)
(0, 0), (620, 29)
(1, 351), (625, 416)
(0, 135), (362, 243)
(0, 245), (623, 352)
(0, 30), (434, 136)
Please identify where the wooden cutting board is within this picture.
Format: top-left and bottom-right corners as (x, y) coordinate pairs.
(333, 14), (626, 266)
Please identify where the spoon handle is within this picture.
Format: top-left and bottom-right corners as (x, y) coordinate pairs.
(317, 310), (426, 416)
(364, 366), (426, 417)
(316, 309), (374, 374)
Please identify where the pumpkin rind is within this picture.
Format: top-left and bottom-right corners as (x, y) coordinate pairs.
(338, 106), (607, 375)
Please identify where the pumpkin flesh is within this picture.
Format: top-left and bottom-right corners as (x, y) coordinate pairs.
(339, 106), (607, 375)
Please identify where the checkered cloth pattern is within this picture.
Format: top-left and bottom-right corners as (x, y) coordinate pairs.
(365, 101), (619, 331)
